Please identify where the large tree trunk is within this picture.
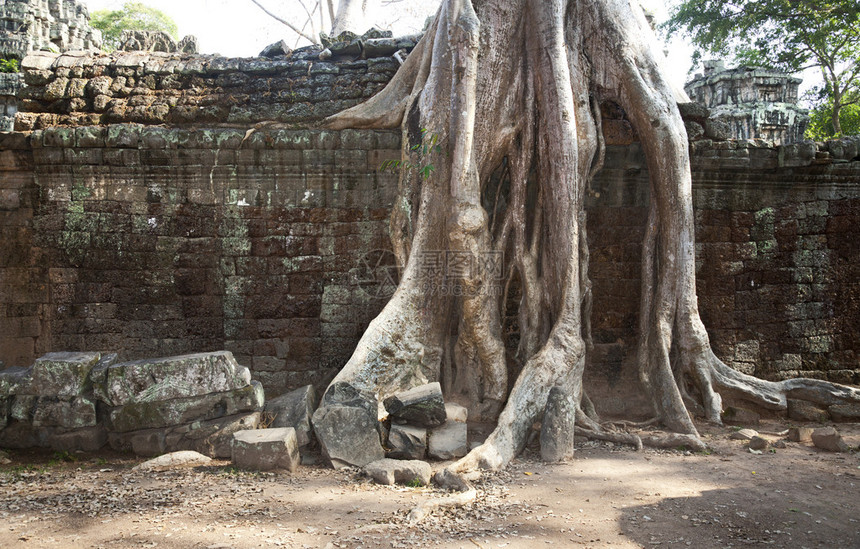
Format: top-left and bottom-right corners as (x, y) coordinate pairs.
(330, 0), (368, 35)
(314, 0), (860, 482)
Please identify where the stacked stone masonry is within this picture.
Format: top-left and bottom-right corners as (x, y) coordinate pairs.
(0, 47), (858, 412)
(684, 62), (809, 145)
(16, 49), (400, 130)
(0, 0), (102, 60)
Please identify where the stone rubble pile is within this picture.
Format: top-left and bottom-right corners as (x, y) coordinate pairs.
(312, 381), (470, 486)
(0, 350), (266, 456)
(14, 33), (417, 130)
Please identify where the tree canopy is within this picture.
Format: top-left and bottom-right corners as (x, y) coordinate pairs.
(91, 2), (179, 51)
(665, 0), (860, 137)
(807, 92), (860, 140)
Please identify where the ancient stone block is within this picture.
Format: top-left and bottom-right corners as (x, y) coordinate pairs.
(232, 427), (300, 472)
(811, 427), (850, 453)
(134, 451), (212, 472)
(384, 382), (447, 428)
(730, 428), (759, 441)
(312, 381), (384, 469)
(264, 384), (315, 447)
(364, 458), (431, 486)
(0, 366), (31, 397)
(46, 425), (107, 452)
(428, 420), (467, 460)
(444, 402), (468, 423)
(387, 424), (427, 460)
(28, 351), (101, 398)
(96, 351), (252, 406)
(787, 426), (813, 442)
(829, 404), (860, 422)
(167, 412), (261, 458)
(107, 380), (264, 432)
(722, 406), (761, 426)
(32, 396), (97, 430)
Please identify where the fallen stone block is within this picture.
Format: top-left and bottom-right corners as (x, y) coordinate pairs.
(788, 399), (830, 423)
(428, 420), (467, 460)
(232, 427), (300, 472)
(829, 403), (860, 422)
(365, 458), (431, 486)
(130, 430), (167, 457)
(32, 396), (97, 430)
(165, 412), (261, 458)
(729, 428), (760, 441)
(387, 424), (427, 460)
(748, 436), (769, 451)
(28, 352), (102, 398)
(109, 412), (261, 458)
(0, 420), (44, 449)
(259, 40), (290, 58)
(107, 380), (264, 432)
(0, 366), (32, 397)
(46, 425), (107, 453)
(86, 353), (118, 396)
(313, 382), (384, 468)
(0, 396), (8, 430)
(787, 426), (813, 443)
(722, 406), (760, 426)
(384, 382), (446, 428)
(811, 427), (850, 453)
(10, 394), (37, 421)
(264, 384), (315, 447)
(134, 451), (213, 472)
(445, 402), (468, 423)
(97, 351), (252, 406)
(540, 386), (576, 462)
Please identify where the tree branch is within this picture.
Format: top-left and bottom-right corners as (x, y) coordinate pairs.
(249, 0), (319, 44)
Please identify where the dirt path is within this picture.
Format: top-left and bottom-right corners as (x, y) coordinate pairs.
(1, 421), (858, 549)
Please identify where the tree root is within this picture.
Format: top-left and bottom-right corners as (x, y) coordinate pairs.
(407, 488), (478, 524)
(575, 426), (643, 450)
(639, 433), (707, 452)
(312, 0), (860, 481)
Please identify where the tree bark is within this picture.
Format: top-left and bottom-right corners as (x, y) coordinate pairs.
(331, 0), (367, 35)
(315, 0), (860, 484)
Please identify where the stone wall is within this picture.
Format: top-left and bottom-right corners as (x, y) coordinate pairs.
(0, 0), (102, 60)
(0, 124), (400, 397)
(16, 48), (401, 130)
(584, 139), (860, 415)
(1, 47), (859, 407)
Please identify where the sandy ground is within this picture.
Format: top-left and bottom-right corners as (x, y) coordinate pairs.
(1, 420), (858, 549)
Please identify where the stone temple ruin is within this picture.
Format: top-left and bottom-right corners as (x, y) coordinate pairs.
(685, 60), (809, 145)
(0, 0), (102, 59)
(0, 0), (102, 131)
(0, 2), (858, 472)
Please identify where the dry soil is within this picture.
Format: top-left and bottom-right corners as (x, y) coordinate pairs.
(1, 420), (858, 549)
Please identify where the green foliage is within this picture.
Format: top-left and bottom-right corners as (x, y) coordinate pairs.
(406, 477), (424, 488)
(47, 450), (77, 467)
(806, 92), (860, 139)
(665, 1), (860, 135)
(379, 128), (445, 180)
(0, 58), (19, 73)
(91, 2), (179, 51)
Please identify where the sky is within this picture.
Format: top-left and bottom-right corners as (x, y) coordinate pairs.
(80, 1), (698, 90)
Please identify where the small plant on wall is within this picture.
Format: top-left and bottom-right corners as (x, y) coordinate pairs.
(0, 59), (20, 73)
